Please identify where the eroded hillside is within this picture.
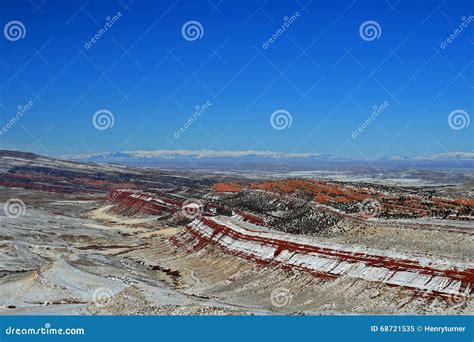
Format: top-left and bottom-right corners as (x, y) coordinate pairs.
(0, 151), (472, 315)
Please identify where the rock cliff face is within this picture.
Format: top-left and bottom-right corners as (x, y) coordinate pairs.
(173, 216), (472, 300)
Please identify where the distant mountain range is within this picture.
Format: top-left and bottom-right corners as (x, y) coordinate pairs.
(384, 152), (474, 161)
(61, 150), (474, 170)
(64, 149), (474, 161)
(1, 149), (472, 184)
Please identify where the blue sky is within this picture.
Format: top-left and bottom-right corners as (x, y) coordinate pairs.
(0, 0), (473, 158)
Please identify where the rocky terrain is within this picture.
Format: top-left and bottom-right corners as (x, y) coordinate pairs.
(0, 150), (472, 315)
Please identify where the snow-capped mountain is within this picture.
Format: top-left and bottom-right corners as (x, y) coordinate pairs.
(58, 149), (474, 172)
(64, 149), (474, 162)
